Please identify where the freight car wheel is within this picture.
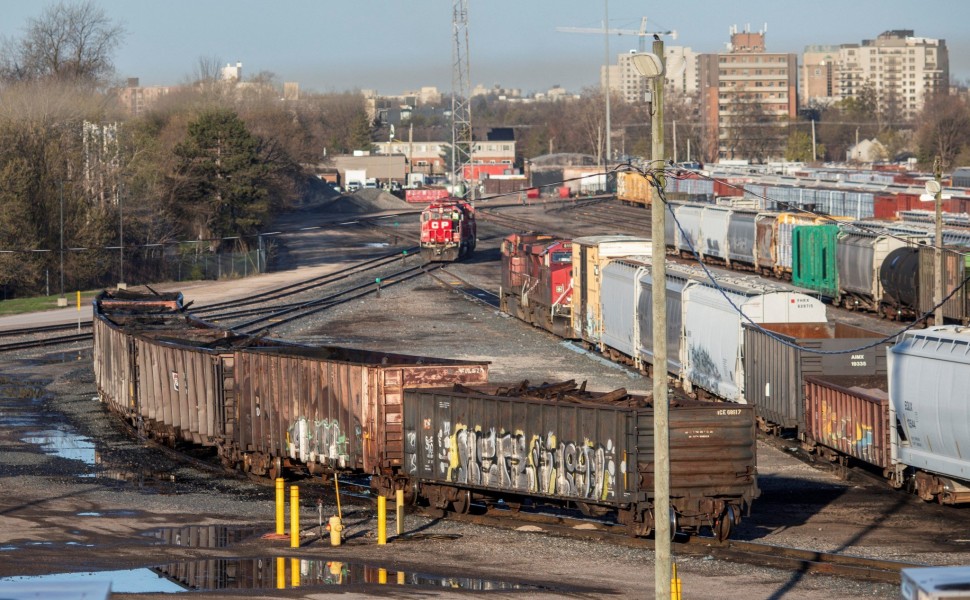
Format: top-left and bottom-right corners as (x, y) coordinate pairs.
(451, 490), (471, 514)
(715, 506), (736, 542)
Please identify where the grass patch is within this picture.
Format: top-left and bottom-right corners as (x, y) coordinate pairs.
(0, 292), (99, 316)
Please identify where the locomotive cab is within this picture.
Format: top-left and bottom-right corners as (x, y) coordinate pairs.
(420, 199), (476, 262)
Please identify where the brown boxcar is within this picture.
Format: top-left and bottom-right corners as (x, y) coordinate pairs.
(403, 384), (758, 539)
(93, 290), (489, 486)
(231, 346), (488, 485)
(743, 322), (889, 434)
(802, 375), (891, 471)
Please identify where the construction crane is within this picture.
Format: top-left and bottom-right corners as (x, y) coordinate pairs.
(451, 0), (472, 199)
(556, 17), (676, 52)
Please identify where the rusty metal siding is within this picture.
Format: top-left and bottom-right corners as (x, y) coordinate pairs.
(93, 317), (135, 416)
(803, 375), (891, 468)
(233, 347), (488, 475)
(403, 388), (636, 503)
(743, 322), (888, 431)
(636, 404), (758, 501)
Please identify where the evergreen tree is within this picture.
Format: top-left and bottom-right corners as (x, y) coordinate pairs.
(170, 109), (270, 250)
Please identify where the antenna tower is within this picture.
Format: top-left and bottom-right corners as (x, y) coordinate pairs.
(451, 0), (472, 197)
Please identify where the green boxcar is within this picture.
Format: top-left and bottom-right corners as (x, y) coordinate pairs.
(792, 224), (840, 298)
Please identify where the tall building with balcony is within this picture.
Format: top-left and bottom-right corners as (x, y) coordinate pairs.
(698, 27), (797, 161)
(834, 30), (947, 119)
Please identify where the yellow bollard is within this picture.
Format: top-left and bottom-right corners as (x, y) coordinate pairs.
(291, 557), (300, 588)
(329, 515), (343, 546)
(379, 568), (387, 584)
(275, 478), (285, 535)
(396, 489), (404, 536)
(290, 485), (300, 548)
(377, 495), (387, 545)
(276, 556), (285, 589)
(671, 562), (682, 600)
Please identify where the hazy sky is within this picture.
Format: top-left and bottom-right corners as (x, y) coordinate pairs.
(1, 0), (968, 94)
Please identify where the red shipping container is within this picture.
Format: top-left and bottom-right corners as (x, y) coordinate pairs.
(559, 186), (571, 199)
(405, 187), (450, 204)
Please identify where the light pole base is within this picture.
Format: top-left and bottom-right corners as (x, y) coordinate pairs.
(57, 297), (68, 307)
(117, 282), (128, 291)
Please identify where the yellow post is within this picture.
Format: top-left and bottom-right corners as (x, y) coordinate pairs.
(396, 489), (404, 536)
(276, 556), (285, 589)
(397, 571), (405, 585)
(291, 557), (300, 588)
(379, 568), (388, 585)
(671, 562), (682, 600)
(377, 495), (387, 545)
(275, 478), (285, 535)
(290, 485), (300, 548)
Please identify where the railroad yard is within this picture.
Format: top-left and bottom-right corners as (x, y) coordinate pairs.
(2, 189), (970, 599)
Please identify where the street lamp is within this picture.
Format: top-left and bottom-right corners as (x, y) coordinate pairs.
(632, 44), (671, 600)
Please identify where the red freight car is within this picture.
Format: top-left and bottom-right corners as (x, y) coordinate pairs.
(405, 187), (450, 204)
(419, 199), (477, 262)
(500, 233), (574, 337)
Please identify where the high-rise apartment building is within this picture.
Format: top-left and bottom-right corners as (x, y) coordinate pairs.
(698, 27), (797, 161)
(835, 30), (948, 118)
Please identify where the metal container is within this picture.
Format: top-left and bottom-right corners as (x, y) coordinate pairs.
(726, 210), (758, 268)
(233, 346), (489, 475)
(402, 386), (758, 531)
(674, 204), (704, 256)
(880, 246), (920, 314)
(616, 171), (653, 207)
(700, 206), (731, 261)
(803, 375), (890, 468)
(837, 231), (918, 310)
(774, 213), (820, 275)
(673, 263), (828, 402)
(755, 213), (777, 273)
(918, 245), (970, 324)
(744, 322), (888, 432)
(600, 258), (648, 359)
(635, 263), (687, 375)
(792, 224), (840, 298)
(570, 236), (652, 342)
(889, 327), (970, 483)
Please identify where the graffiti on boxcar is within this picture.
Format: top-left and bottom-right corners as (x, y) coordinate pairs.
(405, 429), (418, 474)
(440, 423), (617, 500)
(287, 418), (354, 467)
(819, 401), (875, 459)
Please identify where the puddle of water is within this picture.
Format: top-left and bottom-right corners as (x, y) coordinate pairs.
(21, 429), (96, 465)
(146, 525), (260, 548)
(0, 568), (185, 594)
(76, 510), (141, 518)
(151, 557), (540, 592)
(2, 558), (546, 593)
(361, 242), (390, 248)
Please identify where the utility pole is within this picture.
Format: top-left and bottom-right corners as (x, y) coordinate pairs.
(59, 180), (66, 306)
(651, 36), (670, 600)
(934, 156), (944, 325)
(118, 180), (125, 288)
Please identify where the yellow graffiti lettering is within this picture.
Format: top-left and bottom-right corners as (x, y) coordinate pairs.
(447, 423), (465, 481)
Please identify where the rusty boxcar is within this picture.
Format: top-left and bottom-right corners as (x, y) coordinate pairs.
(93, 290), (489, 489)
(403, 381), (758, 540)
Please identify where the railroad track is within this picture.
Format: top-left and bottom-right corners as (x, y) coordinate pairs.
(0, 331), (92, 352)
(414, 504), (920, 585)
(426, 267), (500, 308)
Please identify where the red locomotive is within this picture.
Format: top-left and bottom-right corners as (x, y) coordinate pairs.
(500, 233), (574, 338)
(419, 199), (476, 262)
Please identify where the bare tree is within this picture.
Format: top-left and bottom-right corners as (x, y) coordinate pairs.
(192, 55), (224, 85)
(915, 93), (970, 169)
(0, 1), (125, 87)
